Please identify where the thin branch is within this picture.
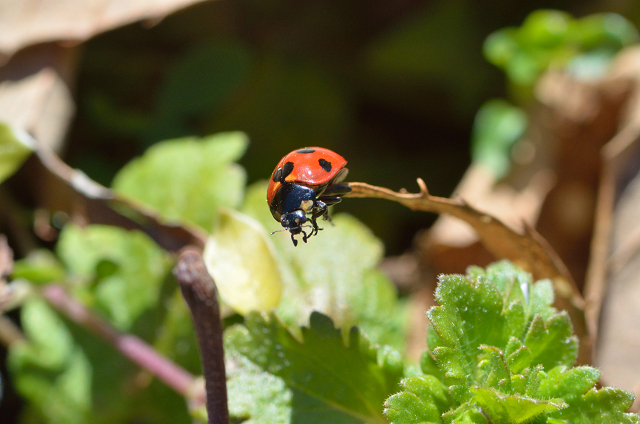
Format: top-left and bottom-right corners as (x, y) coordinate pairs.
(41, 284), (198, 398)
(174, 247), (228, 424)
(347, 179), (591, 364)
(31, 141), (206, 252)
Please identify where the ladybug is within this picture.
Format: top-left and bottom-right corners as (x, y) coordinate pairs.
(267, 147), (352, 246)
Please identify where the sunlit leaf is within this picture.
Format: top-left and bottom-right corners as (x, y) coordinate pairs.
(0, 123), (34, 184)
(112, 131), (248, 231)
(227, 311), (403, 423)
(203, 208), (282, 314)
(56, 224), (172, 330)
(471, 386), (566, 423)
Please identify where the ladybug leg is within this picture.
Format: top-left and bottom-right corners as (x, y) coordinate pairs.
(321, 183), (352, 197)
(290, 232), (298, 247)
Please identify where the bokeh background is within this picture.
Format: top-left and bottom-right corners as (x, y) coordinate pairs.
(3, 0), (640, 421)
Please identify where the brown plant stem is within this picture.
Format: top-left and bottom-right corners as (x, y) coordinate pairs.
(347, 179), (591, 364)
(41, 284), (197, 398)
(174, 247), (228, 424)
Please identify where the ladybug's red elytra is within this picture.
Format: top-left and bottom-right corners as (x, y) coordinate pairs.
(267, 147), (351, 246)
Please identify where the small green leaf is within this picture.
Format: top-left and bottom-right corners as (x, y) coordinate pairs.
(8, 299), (92, 424)
(443, 403), (488, 424)
(112, 132), (248, 231)
(0, 123), (34, 184)
(11, 250), (65, 285)
(537, 366), (600, 400)
(523, 312), (578, 370)
(226, 311), (403, 423)
(203, 208), (282, 314)
(549, 387), (640, 424)
(471, 386), (567, 424)
(471, 99), (527, 178)
(384, 375), (452, 424)
(56, 224), (171, 330)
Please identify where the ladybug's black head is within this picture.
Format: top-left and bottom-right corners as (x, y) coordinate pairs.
(281, 210), (307, 231)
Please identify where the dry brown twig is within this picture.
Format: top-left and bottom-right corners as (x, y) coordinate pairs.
(347, 179), (591, 364)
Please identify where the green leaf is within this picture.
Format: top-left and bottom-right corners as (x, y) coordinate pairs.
(470, 99), (527, 178)
(384, 375), (453, 424)
(443, 403), (488, 424)
(537, 366), (600, 401)
(226, 311), (403, 423)
(549, 387), (640, 424)
(0, 123), (34, 184)
(427, 273), (525, 371)
(523, 312), (578, 370)
(8, 298), (92, 424)
(56, 224), (172, 330)
(112, 132), (248, 231)
(226, 344), (361, 424)
(203, 208), (283, 314)
(11, 250), (66, 285)
(470, 386), (566, 424)
(242, 181), (407, 351)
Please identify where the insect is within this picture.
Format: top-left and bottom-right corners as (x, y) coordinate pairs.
(267, 147), (352, 246)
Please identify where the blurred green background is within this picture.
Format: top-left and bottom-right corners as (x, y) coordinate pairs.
(64, 0), (639, 255)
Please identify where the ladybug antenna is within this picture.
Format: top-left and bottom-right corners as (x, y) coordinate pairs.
(270, 229), (289, 236)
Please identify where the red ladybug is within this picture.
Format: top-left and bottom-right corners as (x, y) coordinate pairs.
(267, 147), (351, 246)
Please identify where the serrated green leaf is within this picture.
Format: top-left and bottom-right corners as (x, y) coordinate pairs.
(477, 346), (510, 392)
(203, 208), (282, 314)
(0, 123), (34, 184)
(242, 181), (407, 351)
(443, 402), (488, 424)
(523, 312), (578, 370)
(471, 386), (566, 424)
(226, 311), (403, 423)
(504, 338), (531, 374)
(537, 366), (600, 401)
(8, 299), (92, 424)
(112, 132), (248, 231)
(427, 273), (526, 372)
(56, 224), (171, 330)
(549, 386), (640, 424)
(384, 375), (453, 424)
(226, 345), (362, 424)
(433, 347), (468, 380)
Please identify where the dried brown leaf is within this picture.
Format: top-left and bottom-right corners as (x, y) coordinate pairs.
(0, 0), (207, 58)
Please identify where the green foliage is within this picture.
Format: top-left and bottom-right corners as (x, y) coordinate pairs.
(56, 224), (172, 330)
(203, 207), (283, 314)
(484, 10), (638, 100)
(384, 261), (639, 424)
(226, 311), (404, 424)
(0, 123), (34, 184)
(111, 131), (248, 231)
(242, 181), (408, 350)
(8, 299), (92, 424)
(470, 99), (527, 178)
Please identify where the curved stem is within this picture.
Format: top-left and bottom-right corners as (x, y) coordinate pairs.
(174, 247), (228, 424)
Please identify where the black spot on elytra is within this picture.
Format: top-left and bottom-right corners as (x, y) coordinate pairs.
(318, 158), (332, 172)
(272, 167), (282, 182)
(281, 162), (295, 180)
(296, 148), (316, 154)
